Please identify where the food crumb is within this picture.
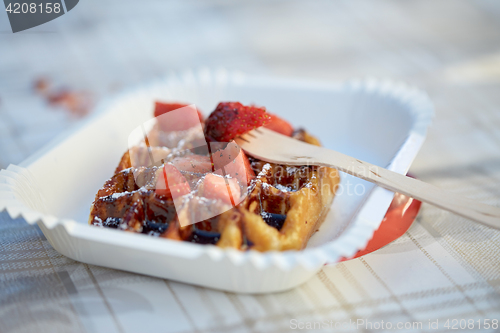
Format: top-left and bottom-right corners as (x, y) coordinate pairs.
(33, 77), (93, 117)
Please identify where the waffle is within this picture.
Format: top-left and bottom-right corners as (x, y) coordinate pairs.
(89, 109), (340, 251)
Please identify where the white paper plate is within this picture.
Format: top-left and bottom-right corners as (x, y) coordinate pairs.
(0, 69), (433, 293)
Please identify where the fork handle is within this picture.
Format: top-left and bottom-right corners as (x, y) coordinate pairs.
(308, 147), (500, 229)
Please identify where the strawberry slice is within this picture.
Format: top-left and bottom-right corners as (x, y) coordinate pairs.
(172, 155), (213, 173)
(211, 141), (255, 185)
(204, 102), (270, 142)
(264, 113), (294, 136)
(154, 102), (204, 132)
(155, 164), (191, 198)
(201, 173), (241, 206)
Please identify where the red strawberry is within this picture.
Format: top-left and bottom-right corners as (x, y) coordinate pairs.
(171, 155), (213, 173)
(154, 102), (204, 132)
(211, 141), (255, 185)
(264, 113), (294, 136)
(201, 173), (241, 206)
(155, 164), (191, 198)
(204, 102), (270, 142)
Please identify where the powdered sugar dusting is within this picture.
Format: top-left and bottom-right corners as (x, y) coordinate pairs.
(111, 192), (129, 199)
(274, 184), (293, 192)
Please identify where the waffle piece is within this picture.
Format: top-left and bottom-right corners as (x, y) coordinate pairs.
(89, 105), (340, 251)
(239, 162), (339, 250)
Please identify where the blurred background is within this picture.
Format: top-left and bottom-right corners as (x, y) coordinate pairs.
(1, 0), (500, 172)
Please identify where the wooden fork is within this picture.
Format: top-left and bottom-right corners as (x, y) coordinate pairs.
(235, 128), (500, 230)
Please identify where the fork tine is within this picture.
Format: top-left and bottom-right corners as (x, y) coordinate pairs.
(235, 127), (313, 165)
(236, 135), (250, 143)
(236, 129), (267, 146)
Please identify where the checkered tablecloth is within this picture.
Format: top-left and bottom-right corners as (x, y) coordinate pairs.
(1, 1), (500, 332)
